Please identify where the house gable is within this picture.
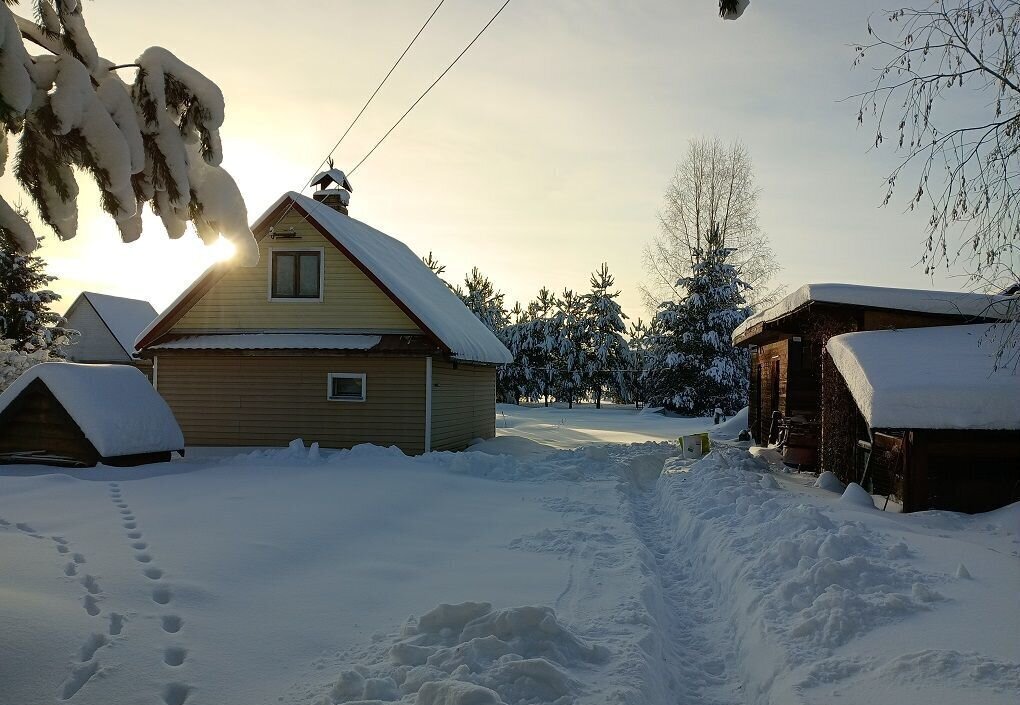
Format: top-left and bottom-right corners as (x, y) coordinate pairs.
(170, 208), (423, 335)
(63, 296), (133, 362)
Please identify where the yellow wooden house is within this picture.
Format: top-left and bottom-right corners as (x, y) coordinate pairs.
(136, 172), (511, 453)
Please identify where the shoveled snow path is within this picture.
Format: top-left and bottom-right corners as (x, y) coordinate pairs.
(624, 468), (742, 705)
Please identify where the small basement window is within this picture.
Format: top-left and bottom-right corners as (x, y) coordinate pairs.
(327, 373), (366, 402)
(270, 250), (322, 300)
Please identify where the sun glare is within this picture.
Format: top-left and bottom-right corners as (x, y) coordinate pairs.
(208, 237), (237, 262)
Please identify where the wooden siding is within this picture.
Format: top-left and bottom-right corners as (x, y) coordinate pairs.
(156, 352), (427, 454)
(431, 360), (496, 451)
(63, 299), (131, 362)
(0, 379), (99, 464)
(173, 211), (421, 334)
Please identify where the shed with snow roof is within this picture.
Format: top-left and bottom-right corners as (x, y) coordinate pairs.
(135, 184), (512, 454)
(731, 283), (1016, 471)
(0, 363), (185, 467)
(824, 325), (1020, 513)
(61, 291), (157, 378)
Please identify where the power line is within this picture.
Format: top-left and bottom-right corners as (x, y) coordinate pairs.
(348, 0), (513, 177)
(302, 0), (448, 189)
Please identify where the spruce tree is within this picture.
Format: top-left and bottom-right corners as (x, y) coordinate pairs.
(627, 318), (650, 408)
(643, 225), (751, 415)
(0, 226), (70, 354)
(586, 263), (631, 409)
(553, 289), (590, 409)
(460, 267), (509, 333)
(0, 1), (256, 262)
(523, 287), (559, 406)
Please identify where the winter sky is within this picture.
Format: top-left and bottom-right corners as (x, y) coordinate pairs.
(4, 0), (969, 317)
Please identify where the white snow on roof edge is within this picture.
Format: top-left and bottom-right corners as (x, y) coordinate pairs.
(0, 363), (185, 457)
(827, 324), (1020, 430)
(287, 193), (512, 364)
(733, 283), (1017, 342)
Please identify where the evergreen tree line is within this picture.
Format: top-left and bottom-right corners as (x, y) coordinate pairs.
(426, 225), (753, 415)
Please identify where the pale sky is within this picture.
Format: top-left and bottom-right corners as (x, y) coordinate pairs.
(3, 0), (970, 318)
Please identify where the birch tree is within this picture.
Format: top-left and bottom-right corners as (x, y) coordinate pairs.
(641, 137), (781, 314)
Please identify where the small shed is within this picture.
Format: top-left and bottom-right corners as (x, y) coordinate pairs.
(826, 324), (1020, 512)
(731, 283), (1016, 469)
(0, 363), (185, 467)
(61, 292), (158, 377)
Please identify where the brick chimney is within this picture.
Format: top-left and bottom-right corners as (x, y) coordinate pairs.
(310, 164), (353, 215)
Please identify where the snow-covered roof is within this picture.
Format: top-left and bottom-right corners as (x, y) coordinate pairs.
(313, 188), (351, 206)
(311, 169), (353, 192)
(151, 333), (381, 351)
(137, 192), (513, 365)
(78, 292), (158, 357)
(827, 324), (1020, 430)
(733, 283), (1016, 343)
(0, 363), (184, 457)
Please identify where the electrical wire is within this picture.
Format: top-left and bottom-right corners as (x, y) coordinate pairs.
(348, 0), (513, 176)
(302, 0), (447, 189)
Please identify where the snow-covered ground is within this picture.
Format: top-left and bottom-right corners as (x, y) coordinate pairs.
(0, 405), (1016, 705)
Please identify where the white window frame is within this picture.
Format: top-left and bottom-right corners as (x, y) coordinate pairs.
(327, 373), (367, 402)
(267, 246), (325, 303)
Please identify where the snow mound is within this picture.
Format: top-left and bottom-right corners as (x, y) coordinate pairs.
(840, 482), (876, 509)
(710, 406), (749, 439)
(813, 471), (846, 493)
(467, 436), (557, 458)
(316, 602), (607, 705)
(654, 448), (951, 689)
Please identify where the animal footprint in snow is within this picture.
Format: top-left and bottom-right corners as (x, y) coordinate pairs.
(123, 521), (137, 529)
(59, 661), (99, 700)
(72, 553), (86, 564)
(131, 541), (147, 550)
(56, 544), (70, 554)
(78, 633), (107, 662)
(64, 562), (78, 577)
(135, 552), (153, 563)
(108, 613), (125, 636)
(144, 567), (163, 580)
(80, 575), (101, 594)
(162, 682), (191, 705)
(163, 646), (187, 667)
(126, 531), (142, 539)
(83, 595), (101, 617)
(161, 615), (183, 633)
(152, 587), (172, 605)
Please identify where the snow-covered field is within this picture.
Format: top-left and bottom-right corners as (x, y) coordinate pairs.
(0, 405), (1017, 705)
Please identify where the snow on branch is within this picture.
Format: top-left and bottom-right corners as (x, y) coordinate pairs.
(0, 1), (256, 265)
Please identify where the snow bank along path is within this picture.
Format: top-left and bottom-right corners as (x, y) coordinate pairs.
(0, 404), (1017, 705)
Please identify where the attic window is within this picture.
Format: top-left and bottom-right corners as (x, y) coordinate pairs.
(327, 373), (366, 402)
(270, 249), (322, 300)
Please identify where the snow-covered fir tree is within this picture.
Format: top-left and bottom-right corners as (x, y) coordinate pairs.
(643, 225), (751, 415)
(460, 267), (509, 333)
(0, 223), (71, 354)
(626, 318), (650, 408)
(553, 289), (590, 409)
(585, 263), (631, 408)
(497, 303), (529, 403)
(0, 220), (74, 390)
(518, 287), (559, 406)
(0, 1), (256, 262)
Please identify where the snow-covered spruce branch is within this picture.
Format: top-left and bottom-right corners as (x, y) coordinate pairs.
(0, 0), (257, 264)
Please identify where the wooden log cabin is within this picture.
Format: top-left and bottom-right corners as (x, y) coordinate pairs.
(826, 324), (1020, 512)
(731, 284), (1016, 471)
